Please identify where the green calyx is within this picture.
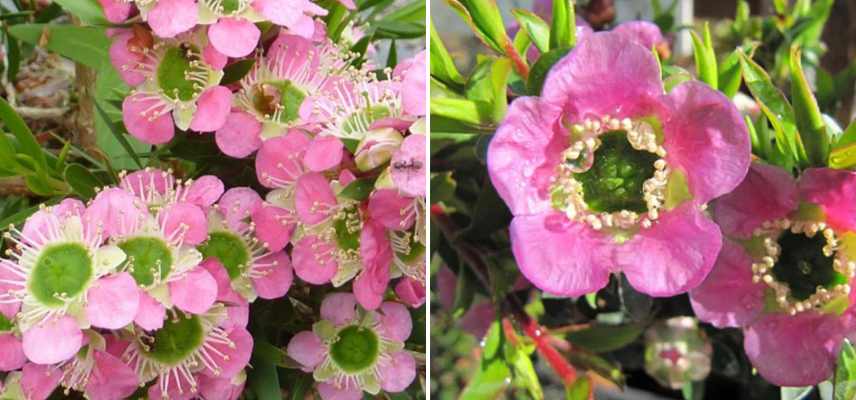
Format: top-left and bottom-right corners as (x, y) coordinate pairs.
(334, 206), (362, 251)
(574, 131), (658, 213)
(118, 237), (173, 286)
(29, 243), (93, 307)
(772, 231), (847, 301)
(330, 325), (380, 373)
(157, 46), (204, 102)
(198, 231), (251, 280)
(252, 80), (307, 124)
(0, 313), (13, 331)
(142, 313), (204, 365)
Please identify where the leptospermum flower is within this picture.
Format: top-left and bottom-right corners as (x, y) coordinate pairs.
(198, 187), (294, 302)
(690, 164), (856, 386)
(316, 75), (406, 142)
(287, 293), (416, 399)
(98, 0), (199, 38)
(54, 332), (139, 399)
(487, 30), (750, 297)
(215, 34), (349, 158)
(121, 304), (253, 399)
(113, 27), (231, 145)
(0, 201), (139, 365)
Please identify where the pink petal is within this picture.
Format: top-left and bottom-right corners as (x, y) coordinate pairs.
(509, 213), (613, 296)
(611, 21), (665, 50)
(286, 331), (325, 371)
(120, 168), (169, 199)
(98, 0), (133, 23)
(320, 292), (357, 326)
(378, 351), (416, 392)
(252, 203), (297, 252)
(251, 251), (293, 299)
(203, 43), (229, 70)
(85, 351), (139, 400)
(487, 97), (561, 216)
(304, 136), (344, 172)
(147, 0), (198, 38)
(21, 363), (61, 400)
(799, 167), (856, 232)
(201, 327), (253, 379)
(395, 277), (425, 308)
(169, 267), (218, 314)
(377, 302), (411, 342)
(147, 374), (196, 400)
(159, 202), (208, 245)
(122, 94), (175, 145)
(541, 31), (664, 119)
(355, 222), (392, 310)
(22, 316), (82, 364)
(286, 14), (316, 38)
(222, 299), (250, 331)
(185, 175), (225, 207)
(397, 51), (426, 116)
(190, 86), (233, 132)
(391, 133), (426, 197)
(255, 130), (310, 188)
(616, 204), (721, 296)
(713, 162), (798, 239)
(83, 187), (145, 240)
(292, 235), (339, 285)
(208, 18), (261, 58)
(198, 374), (245, 400)
(664, 81), (751, 204)
(295, 172), (337, 225)
(689, 240), (765, 328)
(0, 333), (26, 371)
(368, 189), (415, 231)
(437, 266), (457, 310)
(86, 272), (141, 329)
(218, 187), (263, 231)
(744, 312), (843, 386)
(109, 32), (145, 86)
(215, 111), (263, 158)
(201, 259), (244, 303)
(134, 290), (166, 331)
(317, 382), (362, 400)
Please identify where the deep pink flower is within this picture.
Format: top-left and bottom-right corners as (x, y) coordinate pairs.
(487, 30), (749, 297)
(691, 164), (856, 386)
(286, 293), (416, 398)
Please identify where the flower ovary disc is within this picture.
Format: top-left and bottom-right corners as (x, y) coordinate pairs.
(29, 243), (93, 307)
(142, 313), (204, 366)
(198, 231), (251, 280)
(330, 325), (380, 373)
(119, 237), (173, 286)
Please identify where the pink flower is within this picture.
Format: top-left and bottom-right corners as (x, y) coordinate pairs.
(286, 293), (416, 398)
(143, 0), (199, 38)
(487, 30), (750, 297)
(316, 78), (408, 142)
(252, 0), (329, 38)
(395, 277), (425, 308)
(390, 133), (426, 198)
(690, 164), (856, 386)
(393, 51), (426, 117)
(215, 35), (346, 158)
(111, 27), (231, 144)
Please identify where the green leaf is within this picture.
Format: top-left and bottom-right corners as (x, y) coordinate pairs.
(221, 59), (255, 85)
(834, 339), (856, 400)
(460, 322), (510, 400)
(682, 381), (704, 400)
(64, 163), (102, 199)
(505, 332), (542, 399)
(338, 177), (377, 201)
(527, 47), (570, 95)
(567, 323), (644, 353)
(52, 0), (108, 25)
(789, 46), (828, 166)
(5, 32), (20, 82)
(94, 101), (145, 169)
(8, 24), (109, 69)
(445, 0), (510, 54)
(429, 20), (465, 86)
(511, 9), (549, 53)
(718, 48), (743, 98)
(565, 377), (591, 400)
(431, 97), (491, 125)
(0, 97), (47, 172)
(465, 57), (511, 123)
(689, 23), (717, 88)
(248, 353), (281, 400)
(549, 0), (575, 50)
(740, 52), (806, 167)
(380, 0), (425, 24)
(374, 20), (425, 39)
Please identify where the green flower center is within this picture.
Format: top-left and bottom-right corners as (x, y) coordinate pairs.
(142, 313), (204, 365)
(573, 131), (658, 213)
(334, 205), (362, 251)
(330, 325), (380, 373)
(157, 46), (204, 102)
(772, 232), (847, 301)
(198, 231), (251, 280)
(220, 0), (244, 13)
(29, 243), (93, 307)
(118, 237), (173, 286)
(342, 106), (391, 135)
(252, 81), (307, 124)
(0, 313), (13, 331)
(397, 241), (425, 263)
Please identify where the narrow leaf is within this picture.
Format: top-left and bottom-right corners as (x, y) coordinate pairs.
(550, 0), (575, 50)
(789, 46), (828, 166)
(690, 23), (717, 88)
(512, 9), (550, 53)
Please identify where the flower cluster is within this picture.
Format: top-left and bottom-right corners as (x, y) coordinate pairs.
(0, 169), (264, 399)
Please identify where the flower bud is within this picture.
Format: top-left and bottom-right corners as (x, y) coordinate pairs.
(643, 317), (712, 390)
(354, 127), (404, 172)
